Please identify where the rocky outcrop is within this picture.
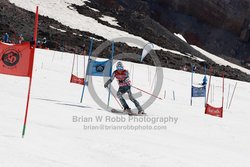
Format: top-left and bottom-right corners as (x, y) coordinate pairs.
(154, 0), (250, 35)
(148, 0), (250, 64)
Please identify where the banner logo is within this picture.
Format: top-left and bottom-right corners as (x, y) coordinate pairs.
(2, 49), (20, 67)
(96, 65), (105, 72)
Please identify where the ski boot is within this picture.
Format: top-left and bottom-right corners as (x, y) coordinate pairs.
(138, 110), (145, 115)
(124, 108), (133, 115)
(137, 106), (145, 115)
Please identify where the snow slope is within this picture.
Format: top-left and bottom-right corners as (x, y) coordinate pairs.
(0, 49), (250, 167)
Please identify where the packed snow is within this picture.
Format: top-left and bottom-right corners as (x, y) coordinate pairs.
(87, 6), (100, 13)
(174, 33), (187, 42)
(99, 15), (121, 27)
(49, 25), (67, 33)
(0, 48), (250, 167)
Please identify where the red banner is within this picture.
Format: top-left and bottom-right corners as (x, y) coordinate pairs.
(0, 42), (33, 77)
(70, 74), (84, 85)
(205, 104), (223, 118)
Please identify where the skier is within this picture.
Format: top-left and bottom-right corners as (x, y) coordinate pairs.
(3, 33), (9, 43)
(41, 37), (47, 48)
(104, 61), (145, 114)
(18, 34), (24, 44)
(202, 76), (207, 86)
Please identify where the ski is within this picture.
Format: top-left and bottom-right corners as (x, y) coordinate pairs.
(129, 113), (147, 116)
(111, 109), (147, 116)
(110, 109), (128, 115)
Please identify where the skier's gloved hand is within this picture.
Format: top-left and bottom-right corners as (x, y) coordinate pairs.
(104, 78), (112, 88)
(104, 83), (109, 88)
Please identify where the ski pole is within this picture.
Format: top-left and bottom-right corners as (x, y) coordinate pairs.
(228, 82), (237, 109)
(131, 85), (162, 100)
(108, 88), (123, 109)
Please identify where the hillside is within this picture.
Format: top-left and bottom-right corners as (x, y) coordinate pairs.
(1, 0), (250, 82)
(0, 48), (250, 167)
(87, 0), (250, 66)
